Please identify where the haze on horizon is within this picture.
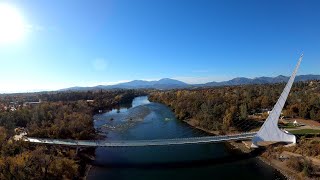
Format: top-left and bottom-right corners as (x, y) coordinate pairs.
(0, 0), (320, 93)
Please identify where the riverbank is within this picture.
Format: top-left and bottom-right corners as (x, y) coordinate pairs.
(228, 141), (298, 179)
(183, 119), (220, 135)
(258, 155), (299, 179)
(182, 118), (296, 179)
(83, 165), (92, 180)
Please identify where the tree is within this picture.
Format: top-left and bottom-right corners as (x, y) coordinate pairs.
(223, 106), (236, 131)
(310, 108), (320, 120)
(240, 104), (248, 120)
(261, 96), (270, 108)
(49, 157), (79, 179)
(0, 127), (7, 147)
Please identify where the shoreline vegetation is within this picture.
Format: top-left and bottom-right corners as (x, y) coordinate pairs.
(184, 116), (319, 179)
(0, 90), (146, 179)
(183, 118), (295, 179)
(149, 81), (320, 179)
(184, 118), (294, 179)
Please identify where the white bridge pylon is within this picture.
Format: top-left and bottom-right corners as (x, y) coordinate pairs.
(252, 54), (304, 148)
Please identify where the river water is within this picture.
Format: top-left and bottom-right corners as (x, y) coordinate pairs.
(88, 96), (284, 180)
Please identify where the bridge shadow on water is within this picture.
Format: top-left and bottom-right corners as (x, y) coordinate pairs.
(91, 146), (267, 169)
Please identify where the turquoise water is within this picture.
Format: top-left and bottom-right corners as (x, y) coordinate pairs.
(89, 96), (284, 180)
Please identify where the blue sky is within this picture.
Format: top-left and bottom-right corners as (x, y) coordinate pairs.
(0, 0), (320, 92)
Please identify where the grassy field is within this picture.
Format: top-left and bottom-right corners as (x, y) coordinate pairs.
(280, 123), (300, 129)
(289, 129), (320, 135)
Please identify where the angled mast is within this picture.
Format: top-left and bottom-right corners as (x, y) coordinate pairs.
(252, 54), (303, 147)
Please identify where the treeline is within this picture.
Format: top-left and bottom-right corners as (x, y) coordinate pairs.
(0, 89), (146, 109)
(149, 80), (320, 133)
(39, 89), (145, 103)
(0, 90), (146, 136)
(0, 89), (146, 179)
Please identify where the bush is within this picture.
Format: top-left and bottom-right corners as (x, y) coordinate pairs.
(286, 157), (303, 172)
(286, 156), (315, 177)
(302, 159), (313, 177)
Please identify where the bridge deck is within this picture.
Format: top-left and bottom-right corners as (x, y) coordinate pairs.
(25, 132), (257, 147)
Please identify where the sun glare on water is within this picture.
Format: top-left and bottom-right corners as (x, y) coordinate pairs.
(0, 3), (27, 44)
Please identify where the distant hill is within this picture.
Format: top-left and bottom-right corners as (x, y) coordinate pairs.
(114, 78), (188, 89)
(60, 75), (320, 91)
(203, 74), (320, 87)
(60, 78), (189, 91)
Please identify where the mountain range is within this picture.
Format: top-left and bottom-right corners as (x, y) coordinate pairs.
(61, 74), (320, 91)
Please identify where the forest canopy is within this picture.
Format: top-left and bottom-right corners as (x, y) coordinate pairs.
(149, 80), (320, 133)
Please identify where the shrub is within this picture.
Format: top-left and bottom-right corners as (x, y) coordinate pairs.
(302, 159), (313, 177)
(286, 157), (303, 172)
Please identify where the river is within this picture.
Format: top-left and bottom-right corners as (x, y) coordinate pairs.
(88, 96), (284, 180)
